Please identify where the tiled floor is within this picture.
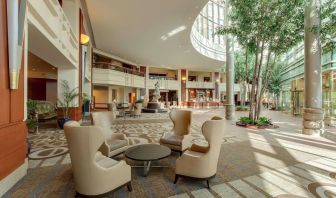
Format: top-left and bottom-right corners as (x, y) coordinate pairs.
(4, 109), (336, 197)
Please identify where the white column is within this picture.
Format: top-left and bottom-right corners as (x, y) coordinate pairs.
(145, 66), (149, 97)
(225, 1), (235, 120)
(303, 0), (323, 135)
(177, 69), (182, 106)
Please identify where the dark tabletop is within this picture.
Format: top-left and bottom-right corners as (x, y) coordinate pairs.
(125, 144), (171, 161)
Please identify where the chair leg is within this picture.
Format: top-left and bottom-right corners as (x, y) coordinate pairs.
(206, 180), (210, 188)
(127, 182), (132, 192)
(174, 174), (179, 184)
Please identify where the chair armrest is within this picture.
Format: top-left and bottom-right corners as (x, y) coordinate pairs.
(99, 141), (110, 157)
(181, 134), (193, 151)
(111, 133), (128, 140)
(94, 160), (131, 189)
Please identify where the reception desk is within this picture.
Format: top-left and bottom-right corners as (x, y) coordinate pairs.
(187, 101), (223, 108)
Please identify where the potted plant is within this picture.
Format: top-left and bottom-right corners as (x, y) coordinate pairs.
(26, 99), (38, 133)
(57, 80), (79, 129)
(82, 93), (91, 116)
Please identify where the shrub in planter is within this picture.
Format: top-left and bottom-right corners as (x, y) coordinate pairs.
(26, 99), (38, 133)
(256, 117), (272, 126)
(238, 116), (254, 125)
(236, 106), (249, 111)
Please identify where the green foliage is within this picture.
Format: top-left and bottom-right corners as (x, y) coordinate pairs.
(58, 80), (79, 119)
(236, 106), (249, 111)
(135, 99), (143, 103)
(82, 93), (91, 103)
(321, 0), (336, 50)
(26, 99), (37, 130)
(256, 117), (272, 126)
(216, 0), (306, 121)
(239, 116), (253, 125)
(234, 51), (254, 83)
(267, 61), (283, 96)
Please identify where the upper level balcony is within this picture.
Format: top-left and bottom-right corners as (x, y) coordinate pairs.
(27, 0), (79, 67)
(92, 63), (145, 88)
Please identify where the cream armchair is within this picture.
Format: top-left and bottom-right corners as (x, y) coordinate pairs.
(174, 118), (224, 188)
(107, 102), (120, 117)
(64, 121), (132, 196)
(159, 109), (192, 154)
(130, 103), (142, 117)
(91, 112), (129, 157)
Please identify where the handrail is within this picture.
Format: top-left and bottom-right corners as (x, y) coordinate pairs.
(148, 75), (177, 81)
(93, 62), (145, 77)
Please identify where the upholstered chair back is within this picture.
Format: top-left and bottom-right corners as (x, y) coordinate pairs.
(135, 103), (142, 114)
(201, 120), (224, 176)
(64, 121), (106, 191)
(90, 112), (114, 138)
(169, 109), (192, 136)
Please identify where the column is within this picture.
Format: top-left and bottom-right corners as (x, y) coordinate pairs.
(303, 0), (323, 135)
(145, 66), (149, 97)
(177, 69), (182, 106)
(225, 1), (235, 120)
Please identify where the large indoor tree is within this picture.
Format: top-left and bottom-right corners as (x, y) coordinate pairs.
(267, 61), (283, 110)
(234, 50), (254, 107)
(321, 0), (336, 50)
(217, 0), (306, 121)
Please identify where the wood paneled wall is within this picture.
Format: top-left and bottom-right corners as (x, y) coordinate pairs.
(0, 0), (27, 180)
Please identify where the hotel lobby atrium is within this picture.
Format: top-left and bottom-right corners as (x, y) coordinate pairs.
(1, 0), (336, 197)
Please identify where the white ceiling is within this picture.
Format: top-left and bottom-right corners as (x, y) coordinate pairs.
(86, 0), (225, 71)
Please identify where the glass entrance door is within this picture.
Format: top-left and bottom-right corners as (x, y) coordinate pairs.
(292, 90), (304, 116)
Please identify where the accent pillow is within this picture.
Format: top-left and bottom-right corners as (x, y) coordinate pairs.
(189, 143), (209, 153)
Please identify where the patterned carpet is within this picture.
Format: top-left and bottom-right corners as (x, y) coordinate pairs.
(4, 112), (336, 197)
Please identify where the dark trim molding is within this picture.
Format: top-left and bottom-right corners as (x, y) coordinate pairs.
(174, 174), (216, 189)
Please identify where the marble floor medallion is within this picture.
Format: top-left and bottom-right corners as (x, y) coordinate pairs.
(29, 147), (68, 160)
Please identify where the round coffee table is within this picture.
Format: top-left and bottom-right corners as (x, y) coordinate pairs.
(125, 144), (171, 176)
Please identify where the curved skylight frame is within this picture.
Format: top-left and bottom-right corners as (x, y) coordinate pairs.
(190, 0), (226, 62)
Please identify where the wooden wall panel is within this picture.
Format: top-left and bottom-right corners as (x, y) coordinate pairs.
(0, 0), (27, 180)
(11, 52), (25, 123)
(0, 0), (10, 126)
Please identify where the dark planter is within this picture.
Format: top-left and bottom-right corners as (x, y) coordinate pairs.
(83, 101), (90, 114)
(58, 117), (71, 129)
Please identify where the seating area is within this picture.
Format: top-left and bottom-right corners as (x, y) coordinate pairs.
(1, 0), (336, 197)
(6, 109), (336, 197)
(64, 109), (224, 196)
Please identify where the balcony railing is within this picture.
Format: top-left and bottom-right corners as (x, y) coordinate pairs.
(93, 62), (145, 77)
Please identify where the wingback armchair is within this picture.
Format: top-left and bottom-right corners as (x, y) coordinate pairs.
(107, 102), (120, 117)
(130, 103), (142, 117)
(91, 111), (129, 157)
(174, 118), (224, 188)
(64, 121), (132, 196)
(159, 109), (192, 154)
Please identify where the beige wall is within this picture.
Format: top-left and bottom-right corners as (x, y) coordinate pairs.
(93, 86), (109, 104)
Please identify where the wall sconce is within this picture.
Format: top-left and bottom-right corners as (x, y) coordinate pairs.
(80, 33), (90, 45)
(181, 76), (186, 81)
(7, 0), (26, 89)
